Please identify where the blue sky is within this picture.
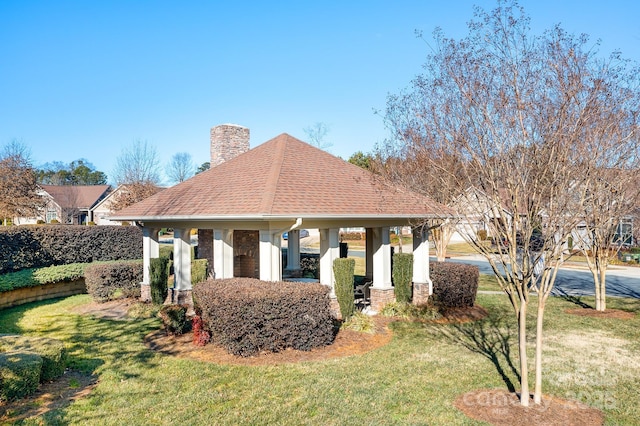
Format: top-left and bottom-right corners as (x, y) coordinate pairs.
(1, 1), (638, 185)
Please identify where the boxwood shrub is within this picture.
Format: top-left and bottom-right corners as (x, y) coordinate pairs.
(149, 257), (169, 305)
(0, 334), (67, 401)
(191, 259), (209, 285)
(333, 258), (355, 320)
(0, 351), (42, 401)
(158, 305), (190, 335)
(429, 261), (479, 308)
(0, 335), (67, 382)
(0, 225), (142, 274)
(85, 261), (143, 302)
(392, 253), (413, 303)
(194, 278), (334, 357)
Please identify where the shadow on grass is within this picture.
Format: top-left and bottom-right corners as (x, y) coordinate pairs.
(0, 298), (65, 334)
(432, 313), (520, 393)
(555, 291), (593, 309)
(62, 311), (161, 380)
(0, 297), (165, 424)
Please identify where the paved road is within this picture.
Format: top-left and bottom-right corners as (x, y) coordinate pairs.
(342, 248), (640, 299)
(447, 255), (640, 299)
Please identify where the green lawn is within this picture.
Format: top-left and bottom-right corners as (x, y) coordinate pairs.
(1, 294), (639, 425)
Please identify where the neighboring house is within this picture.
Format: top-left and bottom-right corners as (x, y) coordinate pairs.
(14, 185), (112, 225)
(92, 185), (129, 226)
(451, 187), (636, 249)
(450, 187), (515, 243)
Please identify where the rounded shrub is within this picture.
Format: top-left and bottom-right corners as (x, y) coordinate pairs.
(430, 261), (479, 308)
(194, 278), (334, 357)
(85, 261), (143, 302)
(158, 305), (190, 335)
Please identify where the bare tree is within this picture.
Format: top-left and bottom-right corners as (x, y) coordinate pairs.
(113, 140), (161, 185)
(573, 170), (640, 312)
(0, 140), (45, 225)
(303, 122), (333, 151)
(383, 1), (639, 406)
(166, 152), (195, 184)
(373, 146), (462, 261)
(55, 186), (81, 224)
(109, 182), (162, 212)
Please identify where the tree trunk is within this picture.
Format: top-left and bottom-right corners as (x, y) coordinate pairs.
(518, 300), (529, 406)
(597, 265), (607, 311)
(592, 268), (602, 311)
(534, 298), (546, 404)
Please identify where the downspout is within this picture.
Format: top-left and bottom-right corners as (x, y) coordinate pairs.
(273, 218), (303, 237)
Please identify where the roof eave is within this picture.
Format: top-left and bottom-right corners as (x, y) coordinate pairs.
(107, 212), (448, 222)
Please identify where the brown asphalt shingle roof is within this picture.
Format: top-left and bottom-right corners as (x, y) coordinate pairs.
(112, 134), (448, 220)
(42, 185), (111, 209)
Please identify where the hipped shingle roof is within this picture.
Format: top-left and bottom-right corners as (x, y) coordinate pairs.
(112, 134), (447, 220)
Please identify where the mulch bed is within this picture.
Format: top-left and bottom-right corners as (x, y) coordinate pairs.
(565, 307), (635, 319)
(145, 316), (394, 366)
(0, 370), (97, 424)
(455, 389), (604, 426)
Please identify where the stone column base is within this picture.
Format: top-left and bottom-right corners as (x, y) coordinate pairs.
(412, 282), (431, 305)
(140, 283), (151, 302)
(370, 287), (395, 312)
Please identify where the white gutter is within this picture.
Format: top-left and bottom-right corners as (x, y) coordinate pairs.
(273, 217), (303, 236)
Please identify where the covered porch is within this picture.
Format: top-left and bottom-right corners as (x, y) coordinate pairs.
(110, 132), (448, 314)
(138, 219), (433, 313)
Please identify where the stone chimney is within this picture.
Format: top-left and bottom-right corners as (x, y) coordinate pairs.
(210, 124), (250, 167)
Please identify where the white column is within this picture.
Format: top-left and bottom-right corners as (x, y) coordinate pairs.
(365, 228), (374, 281)
(320, 228), (340, 295)
(259, 230), (282, 281)
(213, 229), (234, 279)
(372, 227), (392, 289)
(142, 227), (160, 284)
(286, 229), (301, 271)
(413, 227), (432, 294)
(173, 228), (192, 291)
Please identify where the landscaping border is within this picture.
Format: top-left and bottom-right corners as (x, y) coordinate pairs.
(0, 279), (86, 310)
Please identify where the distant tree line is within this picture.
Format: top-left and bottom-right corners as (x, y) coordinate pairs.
(36, 159), (107, 185)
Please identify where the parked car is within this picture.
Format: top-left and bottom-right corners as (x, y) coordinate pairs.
(282, 229), (310, 240)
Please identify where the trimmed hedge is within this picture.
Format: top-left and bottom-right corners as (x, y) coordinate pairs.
(0, 352), (42, 401)
(333, 258), (355, 320)
(0, 262), (87, 292)
(429, 262), (479, 308)
(0, 335), (67, 382)
(0, 334), (67, 401)
(194, 278), (334, 357)
(191, 259), (209, 285)
(393, 253), (413, 303)
(149, 257), (169, 305)
(85, 261), (143, 302)
(0, 225), (142, 274)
